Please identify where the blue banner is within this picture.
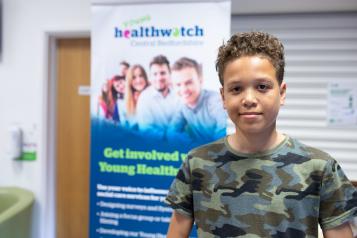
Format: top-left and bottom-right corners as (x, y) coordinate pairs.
(90, 1), (231, 237)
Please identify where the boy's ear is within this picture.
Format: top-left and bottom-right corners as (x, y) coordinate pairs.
(280, 82), (287, 106)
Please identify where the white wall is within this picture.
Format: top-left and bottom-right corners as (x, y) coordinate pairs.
(0, 1), (356, 238)
(0, 1), (90, 238)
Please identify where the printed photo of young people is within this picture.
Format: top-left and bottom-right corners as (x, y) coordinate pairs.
(96, 56), (227, 145)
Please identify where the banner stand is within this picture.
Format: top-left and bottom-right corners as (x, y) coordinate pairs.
(90, 1), (231, 237)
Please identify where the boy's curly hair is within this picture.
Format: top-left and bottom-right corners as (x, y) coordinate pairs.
(216, 32), (285, 85)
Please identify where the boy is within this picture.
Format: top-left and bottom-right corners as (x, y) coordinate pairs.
(167, 57), (226, 144)
(165, 32), (357, 237)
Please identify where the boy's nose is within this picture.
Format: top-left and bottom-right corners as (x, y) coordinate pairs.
(242, 88), (257, 107)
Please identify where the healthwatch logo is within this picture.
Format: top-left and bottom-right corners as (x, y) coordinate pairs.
(114, 25), (204, 38)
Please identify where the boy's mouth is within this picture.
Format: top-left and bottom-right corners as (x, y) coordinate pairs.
(239, 112), (262, 115)
(239, 112), (263, 119)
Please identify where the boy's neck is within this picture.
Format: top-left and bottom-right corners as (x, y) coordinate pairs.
(228, 128), (285, 154)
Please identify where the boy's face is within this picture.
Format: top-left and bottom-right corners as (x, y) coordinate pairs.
(220, 56), (286, 135)
(150, 63), (171, 92)
(171, 67), (202, 108)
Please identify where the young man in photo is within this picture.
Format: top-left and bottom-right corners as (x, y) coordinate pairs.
(167, 57), (226, 144)
(136, 55), (178, 140)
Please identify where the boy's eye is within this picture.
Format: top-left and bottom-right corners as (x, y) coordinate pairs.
(230, 86), (241, 93)
(257, 83), (270, 91)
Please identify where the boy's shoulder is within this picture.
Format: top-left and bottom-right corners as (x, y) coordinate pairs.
(287, 136), (334, 162)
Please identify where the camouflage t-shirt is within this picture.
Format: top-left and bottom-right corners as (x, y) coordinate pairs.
(165, 136), (357, 238)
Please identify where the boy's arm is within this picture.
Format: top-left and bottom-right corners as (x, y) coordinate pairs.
(167, 211), (194, 238)
(323, 222), (353, 238)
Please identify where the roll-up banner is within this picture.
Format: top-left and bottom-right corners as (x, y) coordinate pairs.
(90, 1), (231, 237)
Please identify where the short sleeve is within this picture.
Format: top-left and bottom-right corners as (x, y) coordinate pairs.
(165, 155), (193, 218)
(319, 159), (357, 230)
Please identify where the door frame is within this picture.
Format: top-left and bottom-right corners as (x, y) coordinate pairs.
(44, 31), (90, 238)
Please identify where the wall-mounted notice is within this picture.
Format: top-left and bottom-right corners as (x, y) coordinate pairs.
(327, 81), (357, 127)
(90, 1), (231, 237)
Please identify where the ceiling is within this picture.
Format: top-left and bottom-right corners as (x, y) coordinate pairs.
(231, 0), (357, 14)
